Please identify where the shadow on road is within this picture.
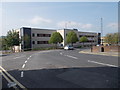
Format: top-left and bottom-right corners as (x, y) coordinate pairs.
(2, 66), (119, 89)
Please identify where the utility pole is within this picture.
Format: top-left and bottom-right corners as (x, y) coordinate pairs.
(101, 18), (103, 45)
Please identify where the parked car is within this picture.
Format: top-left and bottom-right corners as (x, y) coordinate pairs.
(96, 44), (100, 46)
(64, 45), (74, 50)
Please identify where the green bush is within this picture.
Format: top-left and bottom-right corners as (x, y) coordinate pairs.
(76, 46), (82, 48)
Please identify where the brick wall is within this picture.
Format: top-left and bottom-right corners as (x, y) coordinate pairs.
(92, 45), (120, 52)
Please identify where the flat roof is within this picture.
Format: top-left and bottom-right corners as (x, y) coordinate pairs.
(19, 27), (98, 34)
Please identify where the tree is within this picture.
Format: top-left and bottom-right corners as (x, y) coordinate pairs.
(66, 31), (78, 46)
(79, 36), (88, 47)
(2, 37), (9, 50)
(5, 29), (20, 51)
(112, 33), (119, 44)
(49, 32), (63, 48)
(104, 33), (119, 45)
(0, 37), (8, 50)
(104, 33), (113, 44)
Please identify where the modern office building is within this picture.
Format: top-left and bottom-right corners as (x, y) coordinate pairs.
(16, 27), (101, 51)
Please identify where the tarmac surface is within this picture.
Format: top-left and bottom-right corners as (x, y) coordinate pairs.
(1, 49), (119, 89)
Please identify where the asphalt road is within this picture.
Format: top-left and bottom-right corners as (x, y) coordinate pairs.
(1, 49), (119, 89)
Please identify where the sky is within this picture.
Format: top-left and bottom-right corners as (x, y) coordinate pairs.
(1, 2), (118, 36)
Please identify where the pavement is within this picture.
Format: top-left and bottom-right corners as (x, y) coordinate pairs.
(0, 51), (11, 57)
(79, 49), (119, 57)
(1, 49), (119, 89)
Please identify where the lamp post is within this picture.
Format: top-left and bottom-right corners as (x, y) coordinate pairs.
(101, 18), (103, 45)
(91, 41), (93, 52)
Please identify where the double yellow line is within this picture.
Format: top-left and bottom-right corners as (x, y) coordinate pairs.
(0, 66), (27, 90)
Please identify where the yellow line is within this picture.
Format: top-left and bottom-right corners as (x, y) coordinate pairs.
(0, 70), (11, 83)
(0, 66), (26, 89)
(0, 70), (19, 90)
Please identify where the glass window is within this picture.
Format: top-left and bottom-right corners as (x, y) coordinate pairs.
(32, 33), (35, 37)
(32, 41), (35, 44)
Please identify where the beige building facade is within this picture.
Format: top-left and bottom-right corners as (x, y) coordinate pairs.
(16, 27), (101, 51)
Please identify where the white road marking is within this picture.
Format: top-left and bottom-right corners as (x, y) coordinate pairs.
(13, 56), (25, 59)
(38, 51), (52, 53)
(25, 60), (27, 63)
(27, 57), (30, 60)
(30, 56), (32, 58)
(60, 53), (63, 55)
(88, 60), (118, 67)
(65, 55), (78, 59)
(21, 71), (24, 77)
(22, 64), (25, 68)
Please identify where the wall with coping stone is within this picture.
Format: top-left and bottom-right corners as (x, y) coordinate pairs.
(92, 45), (120, 52)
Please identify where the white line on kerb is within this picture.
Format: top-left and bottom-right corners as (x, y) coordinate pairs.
(88, 60), (118, 67)
(25, 60), (27, 63)
(22, 64), (25, 68)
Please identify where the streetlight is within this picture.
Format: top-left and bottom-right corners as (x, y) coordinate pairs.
(101, 18), (103, 45)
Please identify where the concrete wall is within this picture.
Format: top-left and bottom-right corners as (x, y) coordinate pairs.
(31, 28), (56, 49)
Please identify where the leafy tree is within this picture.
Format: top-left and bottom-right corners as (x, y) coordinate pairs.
(112, 33), (119, 44)
(104, 33), (113, 44)
(0, 37), (9, 50)
(5, 29), (20, 51)
(2, 37), (9, 50)
(104, 33), (119, 45)
(66, 31), (78, 46)
(80, 36), (88, 46)
(49, 32), (63, 48)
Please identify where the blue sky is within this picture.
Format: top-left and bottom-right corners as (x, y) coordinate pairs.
(1, 2), (118, 36)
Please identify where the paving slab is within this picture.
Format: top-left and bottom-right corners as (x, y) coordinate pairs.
(79, 49), (118, 57)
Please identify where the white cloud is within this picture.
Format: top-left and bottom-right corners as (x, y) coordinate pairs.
(81, 24), (93, 29)
(57, 21), (93, 29)
(107, 23), (118, 29)
(21, 16), (52, 25)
